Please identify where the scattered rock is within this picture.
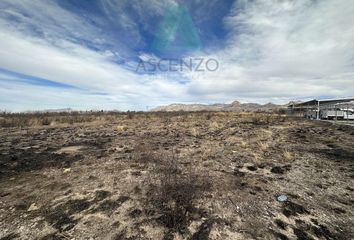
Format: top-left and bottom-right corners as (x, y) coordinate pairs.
(277, 195), (288, 202)
(27, 203), (40, 211)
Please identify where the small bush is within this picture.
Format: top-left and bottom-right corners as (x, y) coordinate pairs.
(190, 128), (200, 138)
(146, 151), (211, 233)
(205, 112), (213, 120)
(126, 111), (135, 120)
(282, 150), (293, 162)
(258, 141), (269, 151)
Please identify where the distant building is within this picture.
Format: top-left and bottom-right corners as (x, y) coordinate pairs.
(288, 98), (354, 120)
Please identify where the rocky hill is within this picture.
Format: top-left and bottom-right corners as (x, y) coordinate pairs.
(151, 101), (289, 112)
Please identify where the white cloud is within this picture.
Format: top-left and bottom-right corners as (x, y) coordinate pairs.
(185, 0), (354, 103)
(0, 0), (354, 111)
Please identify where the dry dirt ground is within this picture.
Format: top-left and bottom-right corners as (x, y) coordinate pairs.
(0, 112), (353, 240)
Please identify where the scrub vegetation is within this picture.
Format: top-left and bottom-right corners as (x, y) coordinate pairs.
(0, 111), (353, 239)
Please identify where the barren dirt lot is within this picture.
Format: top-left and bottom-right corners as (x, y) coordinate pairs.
(0, 112), (353, 240)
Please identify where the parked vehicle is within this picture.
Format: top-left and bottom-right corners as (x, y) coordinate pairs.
(320, 109), (344, 120)
(305, 108), (354, 120)
(319, 108), (354, 120)
(342, 109), (354, 120)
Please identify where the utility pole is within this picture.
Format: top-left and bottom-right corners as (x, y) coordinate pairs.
(335, 104), (337, 122)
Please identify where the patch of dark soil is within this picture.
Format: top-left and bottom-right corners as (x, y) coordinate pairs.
(271, 165), (291, 174)
(295, 219), (311, 231)
(92, 200), (119, 215)
(247, 165), (258, 171)
(233, 169), (246, 177)
(94, 190), (111, 202)
(40, 233), (66, 240)
(313, 148), (354, 162)
(111, 221), (121, 227)
(45, 182), (71, 192)
(0, 233), (20, 240)
(0, 150), (82, 178)
(156, 210), (189, 231)
(332, 207), (346, 214)
(46, 213), (78, 232)
(272, 231), (289, 240)
(43, 199), (90, 231)
(293, 228), (314, 240)
(308, 222), (336, 240)
(92, 196), (129, 215)
(65, 199), (90, 213)
(131, 171), (142, 176)
(162, 231), (174, 240)
(282, 201), (309, 217)
(0, 191), (10, 198)
(129, 209), (142, 218)
(257, 163), (267, 169)
(112, 230), (128, 240)
(117, 196), (130, 204)
(14, 203), (28, 211)
(274, 219), (287, 230)
(190, 219), (214, 240)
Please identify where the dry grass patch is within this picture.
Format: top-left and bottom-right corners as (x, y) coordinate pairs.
(258, 142), (269, 151)
(190, 128), (200, 138)
(116, 125), (128, 131)
(282, 150), (294, 162)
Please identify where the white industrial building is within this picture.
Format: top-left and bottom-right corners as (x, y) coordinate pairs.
(288, 97), (354, 120)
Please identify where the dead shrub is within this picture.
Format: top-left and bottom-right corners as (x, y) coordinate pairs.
(146, 151), (211, 233)
(126, 111), (135, 120)
(248, 113), (284, 125)
(250, 114), (263, 125)
(132, 143), (156, 165)
(205, 112), (213, 120)
(0, 111), (126, 128)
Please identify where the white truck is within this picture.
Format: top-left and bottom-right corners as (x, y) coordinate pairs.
(342, 109), (354, 120)
(320, 108), (354, 120)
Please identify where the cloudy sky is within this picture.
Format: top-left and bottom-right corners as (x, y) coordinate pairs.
(0, 0), (353, 111)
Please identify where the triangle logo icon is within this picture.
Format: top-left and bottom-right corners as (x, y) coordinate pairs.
(152, 4), (201, 55)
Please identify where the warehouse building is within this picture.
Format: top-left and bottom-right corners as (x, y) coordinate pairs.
(288, 98), (354, 120)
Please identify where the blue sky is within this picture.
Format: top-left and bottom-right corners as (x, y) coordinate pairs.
(0, 0), (353, 111)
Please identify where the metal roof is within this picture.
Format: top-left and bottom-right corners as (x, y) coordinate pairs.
(290, 97), (354, 108)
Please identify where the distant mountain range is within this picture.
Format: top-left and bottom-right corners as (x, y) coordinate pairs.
(151, 101), (298, 112)
(24, 108), (74, 113)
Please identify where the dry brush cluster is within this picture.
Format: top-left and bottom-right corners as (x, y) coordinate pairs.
(133, 144), (211, 235)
